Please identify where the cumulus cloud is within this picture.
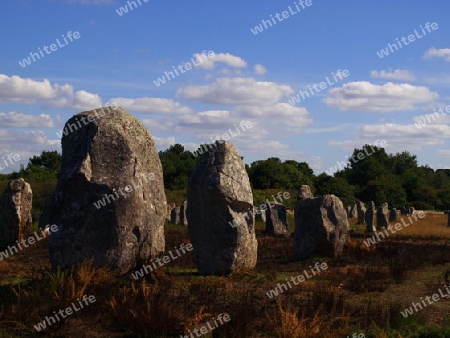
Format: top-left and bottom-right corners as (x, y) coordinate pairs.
(194, 53), (247, 70)
(0, 112), (54, 128)
(328, 123), (450, 152)
(423, 47), (450, 61)
(254, 64), (268, 75)
(177, 77), (294, 106)
(110, 97), (193, 114)
(323, 81), (438, 112)
(235, 103), (312, 131)
(0, 75), (102, 110)
(370, 69), (416, 81)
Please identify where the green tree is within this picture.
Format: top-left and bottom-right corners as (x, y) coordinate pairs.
(314, 173), (356, 205)
(159, 144), (196, 190)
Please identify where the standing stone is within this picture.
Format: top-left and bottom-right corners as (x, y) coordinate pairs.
(170, 207), (180, 224)
(376, 203), (389, 229)
(365, 201), (376, 232)
(180, 201), (188, 226)
(389, 208), (398, 222)
(346, 206), (352, 217)
(293, 190), (349, 260)
(40, 107), (166, 274)
(265, 203), (289, 237)
(349, 204), (357, 219)
(400, 207), (406, 215)
(0, 179), (32, 248)
(166, 203), (175, 222)
(255, 209), (266, 223)
(411, 207), (416, 215)
(298, 185), (314, 200)
(356, 201), (366, 225)
(187, 141), (257, 275)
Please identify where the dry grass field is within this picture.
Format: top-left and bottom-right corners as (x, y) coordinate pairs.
(1, 214), (450, 337)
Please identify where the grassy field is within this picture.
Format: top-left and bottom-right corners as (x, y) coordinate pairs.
(1, 213), (450, 337)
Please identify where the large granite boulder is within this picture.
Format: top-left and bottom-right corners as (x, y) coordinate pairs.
(265, 203), (289, 237)
(40, 107), (166, 274)
(356, 201), (366, 225)
(0, 179), (32, 247)
(293, 193), (349, 260)
(187, 141), (257, 275)
(376, 203), (389, 229)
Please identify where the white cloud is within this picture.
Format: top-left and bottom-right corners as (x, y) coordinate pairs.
(0, 75), (102, 111)
(323, 81), (438, 112)
(153, 136), (176, 151)
(110, 97), (193, 114)
(0, 129), (60, 173)
(235, 103), (312, 131)
(177, 77), (294, 106)
(0, 112), (54, 128)
(370, 69), (416, 81)
(329, 123), (450, 152)
(423, 47), (450, 61)
(254, 64), (268, 75)
(194, 53), (247, 70)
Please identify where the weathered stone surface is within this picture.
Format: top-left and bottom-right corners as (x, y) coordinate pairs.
(293, 194), (349, 260)
(265, 203), (289, 237)
(187, 141), (257, 275)
(389, 208), (398, 222)
(346, 206), (352, 216)
(376, 203), (389, 229)
(180, 201), (188, 226)
(40, 107), (166, 274)
(0, 179), (32, 247)
(298, 185), (314, 200)
(170, 207), (180, 224)
(365, 201), (376, 232)
(356, 201), (366, 225)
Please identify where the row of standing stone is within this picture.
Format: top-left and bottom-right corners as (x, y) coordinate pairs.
(0, 108), (448, 276)
(347, 202), (418, 232)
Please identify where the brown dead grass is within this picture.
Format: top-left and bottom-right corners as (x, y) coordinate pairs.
(0, 215), (450, 336)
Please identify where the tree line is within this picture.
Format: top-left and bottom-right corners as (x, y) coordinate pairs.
(1, 144), (449, 211)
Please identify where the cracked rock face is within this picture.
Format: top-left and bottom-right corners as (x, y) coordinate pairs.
(187, 141), (257, 275)
(294, 192), (349, 260)
(40, 107), (166, 274)
(0, 179), (32, 248)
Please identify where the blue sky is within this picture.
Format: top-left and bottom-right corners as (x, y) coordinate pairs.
(1, 0), (449, 174)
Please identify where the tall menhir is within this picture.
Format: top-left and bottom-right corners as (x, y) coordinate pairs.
(40, 107), (166, 274)
(187, 141), (257, 275)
